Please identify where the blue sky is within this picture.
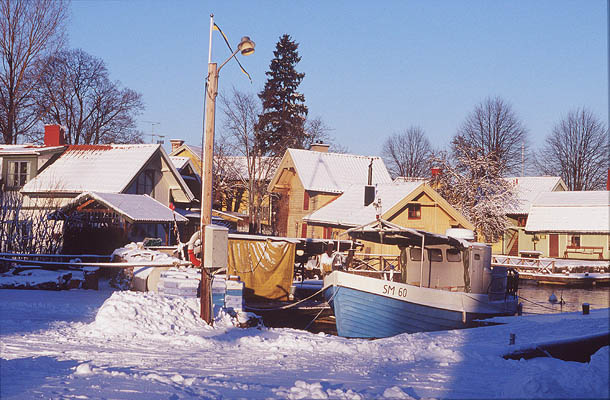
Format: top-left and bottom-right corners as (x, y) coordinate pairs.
(68, 1), (607, 156)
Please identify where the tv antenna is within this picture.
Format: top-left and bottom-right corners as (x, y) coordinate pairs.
(143, 121), (165, 144)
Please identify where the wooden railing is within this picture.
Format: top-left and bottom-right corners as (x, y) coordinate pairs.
(492, 255), (557, 273)
(564, 245), (604, 260)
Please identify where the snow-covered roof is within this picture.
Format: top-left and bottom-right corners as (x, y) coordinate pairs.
(303, 181), (423, 227)
(280, 149), (392, 194)
(503, 176), (567, 215)
(525, 191), (610, 233)
(60, 192), (188, 223)
(219, 156), (277, 181)
(21, 144), (194, 202)
(170, 156), (191, 171)
(0, 144), (65, 155)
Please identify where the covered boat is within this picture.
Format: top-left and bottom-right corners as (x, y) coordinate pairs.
(323, 219), (519, 338)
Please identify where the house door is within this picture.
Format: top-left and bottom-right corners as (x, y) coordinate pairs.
(276, 193), (290, 237)
(549, 234), (559, 258)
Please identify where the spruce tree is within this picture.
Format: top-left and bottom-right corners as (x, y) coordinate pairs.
(257, 34), (308, 154)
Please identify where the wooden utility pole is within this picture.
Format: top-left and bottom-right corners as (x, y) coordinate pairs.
(199, 62), (218, 324)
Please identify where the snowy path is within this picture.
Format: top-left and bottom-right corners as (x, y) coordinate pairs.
(1, 288), (608, 399)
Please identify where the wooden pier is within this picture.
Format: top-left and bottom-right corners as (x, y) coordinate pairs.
(492, 255), (610, 286)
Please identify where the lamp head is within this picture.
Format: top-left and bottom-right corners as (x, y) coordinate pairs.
(238, 36), (255, 56)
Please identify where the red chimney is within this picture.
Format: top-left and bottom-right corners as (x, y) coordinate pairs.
(430, 167), (441, 177)
(44, 125), (65, 147)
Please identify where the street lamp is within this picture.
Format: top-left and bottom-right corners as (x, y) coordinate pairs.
(199, 15), (255, 323)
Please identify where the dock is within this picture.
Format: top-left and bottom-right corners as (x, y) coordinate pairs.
(492, 255), (610, 286)
(488, 308), (610, 363)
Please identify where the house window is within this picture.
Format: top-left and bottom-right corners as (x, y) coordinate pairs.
(569, 235), (581, 247)
(301, 222), (308, 238)
(517, 216), (528, 227)
(323, 226), (332, 239)
(408, 204), (421, 219)
(136, 170), (155, 196)
(303, 191), (310, 211)
(7, 161), (30, 188)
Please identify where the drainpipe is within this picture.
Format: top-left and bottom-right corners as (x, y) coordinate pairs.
(419, 235), (425, 288)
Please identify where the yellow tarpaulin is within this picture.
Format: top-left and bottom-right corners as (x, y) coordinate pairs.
(227, 238), (295, 301)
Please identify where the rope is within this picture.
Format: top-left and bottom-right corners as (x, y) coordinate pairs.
(304, 285), (338, 331)
(245, 285), (326, 311)
(463, 293), (520, 314)
(518, 295), (564, 312)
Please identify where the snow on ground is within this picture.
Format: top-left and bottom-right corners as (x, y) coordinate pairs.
(1, 286), (608, 399)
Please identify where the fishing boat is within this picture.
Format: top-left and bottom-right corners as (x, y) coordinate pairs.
(322, 219), (520, 338)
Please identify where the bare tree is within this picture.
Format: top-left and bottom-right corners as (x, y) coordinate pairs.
(536, 108), (609, 191)
(304, 116), (348, 153)
(219, 89), (279, 233)
(431, 138), (516, 242)
(0, 187), (63, 257)
(456, 96), (528, 175)
(32, 48), (144, 144)
(0, 0), (67, 144)
(382, 126), (432, 178)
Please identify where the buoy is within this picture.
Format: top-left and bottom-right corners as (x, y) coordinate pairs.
(549, 293), (558, 303)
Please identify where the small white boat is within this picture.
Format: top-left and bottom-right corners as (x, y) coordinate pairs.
(323, 220), (520, 338)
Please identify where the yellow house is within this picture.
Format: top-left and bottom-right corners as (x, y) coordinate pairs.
(302, 181), (474, 255)
(267, 144), (392, 237)
(524, 191), (609, 260)
(169, 139), (276, 231)
(499, 176), (567, 255)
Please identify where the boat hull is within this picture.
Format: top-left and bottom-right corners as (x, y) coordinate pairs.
(323, 271), (518, 338)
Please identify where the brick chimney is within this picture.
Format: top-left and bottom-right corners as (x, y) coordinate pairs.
(430, 167), (441, 177)
(44, 125), (66, 147)
(170, 139), (184, 153)
(310, 141), (329, 153)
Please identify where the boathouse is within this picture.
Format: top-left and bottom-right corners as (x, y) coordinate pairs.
(498, 176), (567, 256)
(524, 191), (610, 260)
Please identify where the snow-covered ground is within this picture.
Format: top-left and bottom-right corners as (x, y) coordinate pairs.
(1, 285), (608, 399)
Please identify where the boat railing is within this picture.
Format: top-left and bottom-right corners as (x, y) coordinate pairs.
(343, 252), (400, 272)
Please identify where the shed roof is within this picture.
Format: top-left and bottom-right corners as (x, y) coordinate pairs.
(525, 191), (610, 233)
(58, 192), (188, 223)
(503, 176), (567, 214)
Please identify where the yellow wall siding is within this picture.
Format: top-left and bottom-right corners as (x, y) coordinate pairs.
(505, 230), (609, 260)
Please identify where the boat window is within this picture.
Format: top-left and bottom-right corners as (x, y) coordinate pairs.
(474, 253), (481, 260)
(428, 248), (443, 262)
(410, 248), (422, 261)
(446, 248), (461, 262)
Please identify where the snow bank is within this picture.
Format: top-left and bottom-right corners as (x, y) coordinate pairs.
(1, 288), (608, 399)
(111, 242), (179, 264)
(83, 291), (210, 338)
